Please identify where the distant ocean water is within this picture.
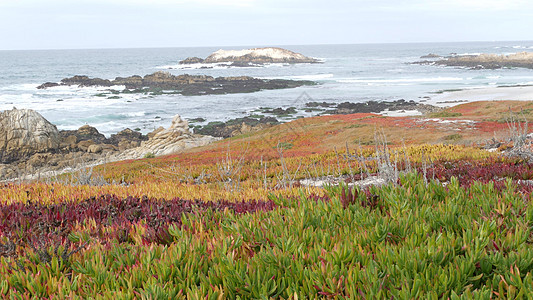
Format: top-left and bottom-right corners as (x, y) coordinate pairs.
(1, 41), (533, 136)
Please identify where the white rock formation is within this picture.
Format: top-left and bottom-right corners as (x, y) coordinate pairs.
(206, 47), (316, 62)
(180, 47), (319, 65)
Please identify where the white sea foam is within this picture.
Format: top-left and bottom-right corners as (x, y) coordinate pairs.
(259, 74), (334, 81)
(121, 111), (146, 117)
(337, 77), (464, 84)
(0, 83), (40, 91)
(456, 52), (482, 56)
(290, 74), (334, 80)
(513, 45), (526, 49)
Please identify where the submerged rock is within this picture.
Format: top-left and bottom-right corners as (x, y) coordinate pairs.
(179, 47), (319, 66)
(0, 108), (60, 164)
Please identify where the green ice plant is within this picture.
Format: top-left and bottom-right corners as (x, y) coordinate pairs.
(2, 173), (533, 297)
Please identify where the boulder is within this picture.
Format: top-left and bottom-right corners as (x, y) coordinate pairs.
(87, 144), (103, 154)
(77, 140), (95, 152)
(0, 108), (60, 164)
(118, 140), (140, 151)
(76, 125), (106, 143)
(108, 128), (147, 146)
(64, 135), (78, 147)
(60, 125), (106, 144)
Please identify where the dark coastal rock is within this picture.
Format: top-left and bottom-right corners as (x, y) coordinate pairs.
(113, 75), (143, 88)
(420, 53), (441, 59)
(194, 116), (279, 138)
(60, 125), (107, 144)
(327, 99), (438, 115)
(414, 52), (533, 70)
(229, 62), (257, 67)
(305, 102), (336, 108)
(61, 75), (113, 87)
(37, 82), (60, 89)
(262, 107), (298, 116)
(38, 71), (315, 96)
(178, 57), (204, 64)
(179, 47), (319, 66)
(56, 125), (148, 154)
(188, 117), (206, 123)
(108, 128), (148, 146)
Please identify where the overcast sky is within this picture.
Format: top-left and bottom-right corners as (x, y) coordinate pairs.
(0, 0), (532, 50)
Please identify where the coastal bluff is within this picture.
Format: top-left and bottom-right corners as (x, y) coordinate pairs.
(179, 47), (319, 66)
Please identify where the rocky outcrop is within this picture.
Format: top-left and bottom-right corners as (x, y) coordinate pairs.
(108, 128), (147, 146)
(194, 116), (279, 138)
(179, 57), (204, 64)
(326, 100), (439, 115)
(60, 75), (113, 87)
(0, 112), (219, 180)
(179, 47), (319, 66)
(420, 53), (441, 59)
(415, 52), (533, 69)
(37, 71), (315, 96)
(0, 108), (60, 164)
(119, 115), (220, 159)
(60, 125), (107, 144)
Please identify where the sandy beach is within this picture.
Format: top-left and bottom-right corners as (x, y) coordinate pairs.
(428, 85), (533, 107)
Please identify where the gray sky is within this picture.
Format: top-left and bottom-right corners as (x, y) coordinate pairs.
(0, 0), (532, 50)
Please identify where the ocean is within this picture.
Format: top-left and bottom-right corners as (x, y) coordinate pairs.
(1, 41), (533, 136)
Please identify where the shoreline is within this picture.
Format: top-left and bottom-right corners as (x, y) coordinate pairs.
(427, 85), (533, 107)
(3, 93), (533, 183)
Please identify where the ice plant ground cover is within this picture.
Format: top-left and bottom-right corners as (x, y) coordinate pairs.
(2, 100), (533, 297)
(2, 175), (533, 298)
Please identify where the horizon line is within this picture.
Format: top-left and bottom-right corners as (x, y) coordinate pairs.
(2, 39), (533, 52)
